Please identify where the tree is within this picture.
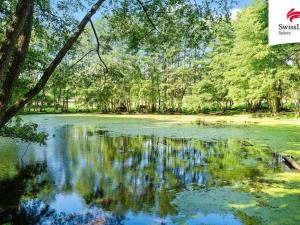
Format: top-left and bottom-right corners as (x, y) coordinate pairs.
(225, 0), (298, 114)
(0, 0), (105, 128)
(0, 0), (234, 129)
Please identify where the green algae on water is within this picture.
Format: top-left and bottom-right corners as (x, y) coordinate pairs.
(173, 172), (300, 225)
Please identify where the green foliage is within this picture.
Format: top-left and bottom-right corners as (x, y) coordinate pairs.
(4, 0), (300, 116)
(37, 0), (300, 115)
(13, 0), (234, 114)
(0, 117), (47, 144)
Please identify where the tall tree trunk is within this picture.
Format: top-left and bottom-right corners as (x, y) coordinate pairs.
(269, 80), (283, 114)
(0, 0), (34, 110)
(0, 0), (33, 85)
(53, 92), (56, 112)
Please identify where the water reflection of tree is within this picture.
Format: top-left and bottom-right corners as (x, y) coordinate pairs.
(0, 162), (54, 224)
(64, 127), (274, 217)
(0, 125), (278, 222)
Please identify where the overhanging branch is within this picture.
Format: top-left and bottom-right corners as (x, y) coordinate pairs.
(67, 49), (96, 71)
(135, 0), (165, 39)
(89, 19), (109, 73)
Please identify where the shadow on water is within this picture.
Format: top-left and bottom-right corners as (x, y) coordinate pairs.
(0, 124), (285, 225)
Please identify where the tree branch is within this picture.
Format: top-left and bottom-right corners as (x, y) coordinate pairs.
(67, 49), (96, 71)
(0, 0), (106, 127)
(66, 20), (110, 73)
(89, 19), (109, 73)
(135, 0), (165, 38)
(123, 0), (127, 19)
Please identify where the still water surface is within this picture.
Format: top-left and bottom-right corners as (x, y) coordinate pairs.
(0, 115), (297, 225)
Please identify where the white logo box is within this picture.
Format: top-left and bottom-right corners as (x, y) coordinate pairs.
(269, 0), (300, 45)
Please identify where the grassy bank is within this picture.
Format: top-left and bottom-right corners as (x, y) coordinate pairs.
(48, 113), (300, 126)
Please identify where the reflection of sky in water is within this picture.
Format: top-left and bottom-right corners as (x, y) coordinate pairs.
(50, 193), (86, 214)
(115, 212), (172, 225)
(116, 212), (242, 225)
(183, 213), (242, 225)
(48, 195), (243, 225)
(49, 196), (243, 225)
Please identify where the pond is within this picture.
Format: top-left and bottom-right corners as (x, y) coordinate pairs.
(0, 115), (299, 225)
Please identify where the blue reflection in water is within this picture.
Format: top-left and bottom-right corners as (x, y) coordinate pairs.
(50, 193), (87, 214)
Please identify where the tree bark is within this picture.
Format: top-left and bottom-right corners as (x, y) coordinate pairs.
(0, 0), (33, 85)
(0, 2), (34, 111)
(283, 156), (300, 171)
(0, 0), (106, 127)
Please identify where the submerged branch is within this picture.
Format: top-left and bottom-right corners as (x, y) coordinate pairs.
(283, 156), (300, 171)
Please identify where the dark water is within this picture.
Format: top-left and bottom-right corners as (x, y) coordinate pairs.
(0, 116), (287, 225)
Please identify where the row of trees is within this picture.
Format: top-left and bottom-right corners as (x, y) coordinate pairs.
(2, 0), (300, 121)
(26, 0), (300, 115)
(0, 0), (234, 128)
(0, 0), (236, 142)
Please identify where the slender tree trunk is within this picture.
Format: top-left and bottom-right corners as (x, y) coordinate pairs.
(66, 90), (69, 112)
(271, 80), (283, 114)
(40, 89), (46, 112)
(53, 92), (56, 112)
(34, 100), (38, 112)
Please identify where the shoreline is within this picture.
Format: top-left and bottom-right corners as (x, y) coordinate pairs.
(22, 112), (300, 126)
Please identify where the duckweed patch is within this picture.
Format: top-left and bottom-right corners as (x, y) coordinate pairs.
(173, 173), (300, 225)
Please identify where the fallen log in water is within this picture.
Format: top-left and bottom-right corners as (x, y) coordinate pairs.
(283, 156), (300, 171)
